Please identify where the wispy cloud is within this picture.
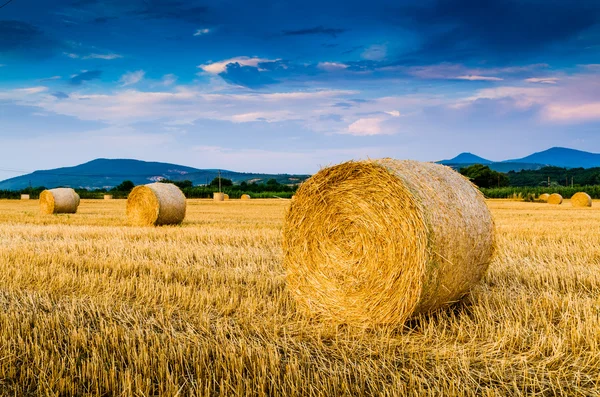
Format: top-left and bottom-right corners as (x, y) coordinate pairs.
(84, 53), (123, 60)
(455, 75), (503, 81)
(199, 57), (277, 74)
(193, 28), (211, 36)
(64, 52), (80, 59)
(361, 45), (387, 61)
(162, 74), (177, 86)
(525, 77), (559, 84)
(70, 70), (102, 85)
(317, 62), (348, 72)
(120, 70), (145, 86)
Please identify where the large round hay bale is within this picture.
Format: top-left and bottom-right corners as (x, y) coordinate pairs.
(213, 192), (224, 202)
(571, 192), (592, 207)
(547, 193), (563, 205)
(104, 194), (113, 200)
(283, 159), (495, 325)
(40, 188), (80, 214)
(223, 193), (229, 201)
(20, 194), (30, 200)
(538, 193), (550, 202)
(240, 194), (251, 200)
(126, 183), (186, 226)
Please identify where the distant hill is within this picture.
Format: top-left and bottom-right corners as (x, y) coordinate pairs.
(439, 152), (492, 165)
(0, 158), (310, 191)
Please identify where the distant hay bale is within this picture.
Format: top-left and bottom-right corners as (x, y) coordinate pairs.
(548, 193), (563, 205)
(39, 188), (80, 214)
(240, 194), (251, 200)
(20, 194), (30, 200)
(213, 192), (224, 202)
(223, 193), (229, 200)
(103, 195), (113, 200)
(571, 192), (592, 207)
(126, 183), (186, 226)
(283, 159), (495, 325)
(538, 193), (550, 202)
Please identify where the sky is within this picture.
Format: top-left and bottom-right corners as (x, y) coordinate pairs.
(1, 0), (600, 180)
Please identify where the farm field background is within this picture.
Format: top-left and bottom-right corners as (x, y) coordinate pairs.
(0, 199), (599, 396)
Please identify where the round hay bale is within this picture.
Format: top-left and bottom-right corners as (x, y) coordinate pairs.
(213, 192), (225, 202)
(104, 194), (113, 200)
(283, 159), (495, 325)
(240, 194), (251, 200)
(571, 192), (592, 207)
(40, 188), (80, 214)
(223, 193), (229, 200)
(547, 193), (563, 205)
(126, 183), (186, 226)
(538, 193), (550, 202)
(20, 194), (30, 200)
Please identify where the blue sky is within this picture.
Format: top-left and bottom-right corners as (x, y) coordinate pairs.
(1, 0), (600, 180)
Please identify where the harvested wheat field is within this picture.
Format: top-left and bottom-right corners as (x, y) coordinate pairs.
(0, 198), (599, 396)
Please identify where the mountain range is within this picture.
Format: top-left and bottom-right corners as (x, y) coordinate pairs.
(1, 147), (599, 191)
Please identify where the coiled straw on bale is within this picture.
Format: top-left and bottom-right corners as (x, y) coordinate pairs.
(548, 193), (563, 205)
(126, 183), (186, 226)
(104, 195), (113, 200)
(20, 194), (30, 200)
(538, 193), (550, 202)
(283, 159), (495, 325)
(241, 194), (251, 200)
(40, 188), (80, 214)
(571, 192), (592, 207)
(213, 192), (224, 202)
(223, 193), (229, 200)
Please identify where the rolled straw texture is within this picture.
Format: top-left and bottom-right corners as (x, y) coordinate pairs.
(104, 195), (113, 200)
(39, 188), (80, 214)
(20, 194), (30, 200)
(223, 193), (229, 201)
(571, 192), (592, 207)
(240, 194), (251, 200)
(283, 159), (495, 325)
(213, 192), (224, 202)
(548, 193), (563, 205)
(126, 183), (186, 226)
(538, 193), (550, 202)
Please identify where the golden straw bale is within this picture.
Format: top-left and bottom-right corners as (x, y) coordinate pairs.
(104, 195), (113, 200)
(240, 194), (251, 200)
(223, 193), (229, 200)
(20, 194), (30, 200)
(126, 183), (186, 226)
(571, 192), (592, 207)
(547, 193), (563, 205)
(213, 192), (225, 202)
(283, 159), (495, 326)
(39, 188), (80, 214)
(538, 193), (550, 202)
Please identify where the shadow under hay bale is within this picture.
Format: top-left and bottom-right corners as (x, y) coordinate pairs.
(126, 183), (186, 226)
(548, 193), (563, 205)
(571, 192), (592, 207)
(40, 188), (80, 214)
(283, 159), (495, 326)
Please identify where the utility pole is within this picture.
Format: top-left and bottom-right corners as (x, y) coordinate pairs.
(571, 177), (574, 188)
(548, 176), (550, 187)
(218, 170), (222, 193)
(566, 176), (568, 187)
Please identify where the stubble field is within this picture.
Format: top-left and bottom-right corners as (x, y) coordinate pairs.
(0, 199), (599, 396)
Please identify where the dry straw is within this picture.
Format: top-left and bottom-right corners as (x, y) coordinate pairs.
(104, 195), (113, 200)
(571, 192), (592, 207)
(20, 194), (30, 200)
(538, 193), (550, 202)
(224, 193), (229, 201)
(39, 188), (80, 214)
(283, 159), (495, 326)
(126, 183), (186, 226)
(213, 192), (225, 202)
(241, 194), (251, 200)
(548, 193), (563, 205)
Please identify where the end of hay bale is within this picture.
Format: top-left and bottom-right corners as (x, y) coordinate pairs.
(547, 193), (563, 205)
(126, 183), (186, 226)
(39, 188), (79, 214)
(538, 193), (550, 202)
(103, 195), (113, 200)
(571, 192), (592, 207)
(213, 192), (225, 202)
(20, 194), (30, 200)
(223, 193), (229, 200)
(283, 159), (495, 326)
(240, 194), (251, 200)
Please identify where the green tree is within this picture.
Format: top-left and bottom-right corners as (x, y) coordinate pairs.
(266, 178), (279, 186)
(209, 177), (233, 187)
(459, 164), (509, 188)
(113, 180), (135, 192)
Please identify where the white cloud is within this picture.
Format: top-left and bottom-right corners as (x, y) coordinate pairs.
(162, 74), (177, 86)
(120, 70), (145, 86)
(193, 28), (211, 36)
(63, 52), (80, 59)
(544, 103), (600, 122)
(455, 75), (503, 81)
(361, 45), (387, 61)
(385, 110), (401, 117)
(0, 86), (48, 100)
(84, 53), (123, 60)
(525, 77), (559, 84)
(317, 62), (348, 72)
(199, 57), (277, 74)
(347, 118), (384, 136)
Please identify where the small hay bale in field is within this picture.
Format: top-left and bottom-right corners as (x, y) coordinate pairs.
(104, 194), (113, 200)
(126, 183), (186, 226)
(213, 192), (225, 202)
(224, 193), (229, 200)
(39, 188), (80, 214)
(240, 194), (251, 200)
(538, 193), (550, 202)
(283, 159), (495, 326)
(548, 193), (563, 205)
(20, 194), (30, 200)
(571, 192), (592, 207)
